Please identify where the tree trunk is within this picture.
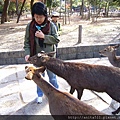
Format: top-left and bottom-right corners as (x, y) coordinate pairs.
(1, 0), (10, 24)
(106, 1), (109, 17)
(104, 2), (107, 17)
(16, 0), (19, 15)
(65, 0), (67, 24)
(87, 6), (90, 20)
(17, 0), (26, 23)
(30, 0), (34, 19)
(80, 0), (84, 18)
(70, 0), (72, 13)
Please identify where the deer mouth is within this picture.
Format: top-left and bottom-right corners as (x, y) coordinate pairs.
(99, 51), (103, 55)
(29, 61), (33, 64)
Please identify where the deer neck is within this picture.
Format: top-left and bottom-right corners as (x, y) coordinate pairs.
(33, 74), (57, 98)
(108, 52), (117, 65)
(43, 58), (68, 80)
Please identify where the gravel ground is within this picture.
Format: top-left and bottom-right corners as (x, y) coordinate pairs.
(0, 14), (120, 52)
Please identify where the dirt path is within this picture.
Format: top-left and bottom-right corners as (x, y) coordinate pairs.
(0, 14), (120, 52)
(59, 16), (120, 47)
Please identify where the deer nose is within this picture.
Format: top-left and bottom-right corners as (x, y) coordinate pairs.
(28, 57), (31, 61)
(29, 61), (32, 64)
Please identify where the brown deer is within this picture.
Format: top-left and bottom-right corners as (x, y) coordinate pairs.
(28, 52), (120, 115)
(25, 65), (105, 118)
(99, 45), (120, 67)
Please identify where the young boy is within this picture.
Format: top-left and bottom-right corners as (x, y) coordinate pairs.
(51, 11), (61, 34)
(24, 2), (60, 104)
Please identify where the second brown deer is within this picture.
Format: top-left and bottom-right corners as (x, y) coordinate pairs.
(28, 51), (120, 115)
(99, 45), (120, 67)
(25, 66), (105, 119)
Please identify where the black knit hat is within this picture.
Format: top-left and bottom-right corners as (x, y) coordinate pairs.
(32, 2), (47, 17)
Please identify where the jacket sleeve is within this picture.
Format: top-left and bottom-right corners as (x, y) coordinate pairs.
(23, 23), (30, 56)
(44, 22), (60, 45)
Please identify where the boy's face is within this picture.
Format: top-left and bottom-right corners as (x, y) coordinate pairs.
(52, 16), (58, 22)
(34, 14), (45, 25)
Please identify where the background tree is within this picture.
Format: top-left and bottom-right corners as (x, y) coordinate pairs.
(17, 0), (26, 23)
(1, 0), (10, 24)
(70, 0), (72, 13)
(30, 0), (34, 16)
(1, 0), (120, 24)
(46, 0), (52, 15)
(0, 0), (4, 12)
(80, 0), (84, 17)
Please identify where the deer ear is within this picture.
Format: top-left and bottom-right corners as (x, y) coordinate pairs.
(47, 51), (56, 57)
(25, 66), (29, 70)
(114, 44), (120, 49)
(111, 45), (119, 51)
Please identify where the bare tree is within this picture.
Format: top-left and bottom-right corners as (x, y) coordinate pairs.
(1, 0), (10, 24)
(70, 0), (72, 13)
(65, 0), (67, 24)
(17, 0), (46, 23)
(16, 0), (19, 15)
(30, 0), (34, 17)
(80, 0), (84, 17)
(17, 0), (26, 23)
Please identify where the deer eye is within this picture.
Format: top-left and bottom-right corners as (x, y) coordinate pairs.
(33, 58), (37, 62)
(28, 69), (31, 72)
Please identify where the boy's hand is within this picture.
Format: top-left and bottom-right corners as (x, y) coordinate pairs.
(35, 30), (44, 39)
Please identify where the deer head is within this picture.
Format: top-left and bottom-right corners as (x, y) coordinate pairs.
(28, 51), (55, 67)
(25, 66), (46, 80)
(99, 45), (120, 56)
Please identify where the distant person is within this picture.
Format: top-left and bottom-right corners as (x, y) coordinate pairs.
(51, 11), (61, 53)
(51, 11), (61, 36)
(24, 2), (60, 104)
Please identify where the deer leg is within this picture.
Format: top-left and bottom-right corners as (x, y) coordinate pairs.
(107, 90), (120, 114)
(69, 86), (75, 94)
(112, 106), (120, 115)
(77, 88), (84, 100)
(70, 87), (84, 100)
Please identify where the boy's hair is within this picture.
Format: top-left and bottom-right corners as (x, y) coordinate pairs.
(32, 2), (47, 17)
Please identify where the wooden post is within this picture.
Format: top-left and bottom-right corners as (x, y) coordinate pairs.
(78, 25), (82, 43)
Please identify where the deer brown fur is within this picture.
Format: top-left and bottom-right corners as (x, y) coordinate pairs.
(28, 52), (120, 114)
(25, 66), (105, 118)
(99, 45), (120, 67)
